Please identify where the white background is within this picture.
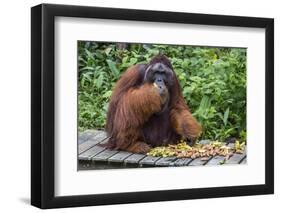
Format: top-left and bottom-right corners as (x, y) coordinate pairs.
(0, 0), (279, 212)
(55, 18), (265, 196)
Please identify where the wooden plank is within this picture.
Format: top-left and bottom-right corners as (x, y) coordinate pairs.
(79, 145), (106, 160)
(98, 137), (110, 146)
(78, 131), (108, 154)
(172, 158), (193, 166)
(79, 139), (102, 155)
(91, 149), (119, 161)
(78, 130), (99, 144)
(225, 147), (247, 164)
(91, 131), (108, 142)
(124, 154), (146, 164)
(155, 157), (177, 166)
(139, 156), (161, 166)
(225, 153), (244, 164)
(108, 151), (133, 163)
(188, 157), (210, 166)
(205, 155), (226, 165)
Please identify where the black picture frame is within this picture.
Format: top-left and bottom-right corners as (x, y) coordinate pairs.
(31, 3), (274, 209)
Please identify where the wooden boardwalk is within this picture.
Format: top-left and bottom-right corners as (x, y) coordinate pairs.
(78, 130), (247, 169)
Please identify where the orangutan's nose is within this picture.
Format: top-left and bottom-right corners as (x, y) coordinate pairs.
(156, 78), (163, 83)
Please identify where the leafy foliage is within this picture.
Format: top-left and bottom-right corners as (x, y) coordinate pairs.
(78, 41), (246, 141)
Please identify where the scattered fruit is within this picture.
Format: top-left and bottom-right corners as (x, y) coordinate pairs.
(147, 140), (246, 161)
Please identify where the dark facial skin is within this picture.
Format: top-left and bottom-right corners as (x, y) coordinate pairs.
(153, 72), (167, 96)
(144, 62), (174, 108)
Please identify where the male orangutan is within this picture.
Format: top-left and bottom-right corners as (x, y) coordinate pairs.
(105, 55), (202, 153)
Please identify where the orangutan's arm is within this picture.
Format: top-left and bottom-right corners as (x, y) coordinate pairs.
(170, 98), (202, 141)
(118, 83), (162, 127)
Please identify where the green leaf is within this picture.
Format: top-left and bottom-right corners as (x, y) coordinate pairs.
(102, 90), (112, 98)
(217, 112), (224, 121)
(182, 59), (189, 69)
(85, 49), (94, 60)
(106, 59), (120, 78)
(104, 47), (112, 56)
(129, 58), (138, 65)
(80, 66), (94, 71)
(95, 74), (104, 89)
(223, 107), (230, 126)
(183, 87), (191, 96)
(195, 96), (211, 119)
(122, 56), (128, 64)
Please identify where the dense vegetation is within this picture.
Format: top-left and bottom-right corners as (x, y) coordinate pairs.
(78, 41), (246, 141)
